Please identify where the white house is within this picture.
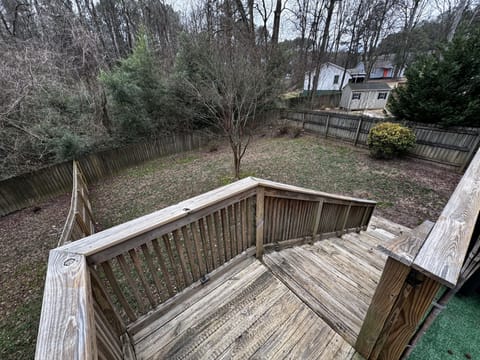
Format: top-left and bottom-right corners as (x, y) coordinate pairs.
(339, 82), (392, 111)
(304, 62), (351, 94)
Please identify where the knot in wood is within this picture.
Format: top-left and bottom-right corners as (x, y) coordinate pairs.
(63, 258), (77, 267)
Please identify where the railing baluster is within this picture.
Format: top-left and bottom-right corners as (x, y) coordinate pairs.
(256, 187), (265, 259)
(206, 214), (219, 268)
(162, 234), (184, 291)
(128, 248), (156, 307)
(172, 229), (192, 286)
(191, 222), (207, 276)
(222, 207), (232, 260)
(247, 197), (255, 247)
(181, 226), (200, 282)
(228, 204), (237, 257)
(198, 218), (212, 273)
(151, 239), (175, 297)
(140, 244), (167, 301)
(101, 261), (137, 322)
(241, 199), (248, 251)
(116, 254), (147, 313)
(235, 202), (242, 254)
(90, 267), (126, 334)
(214, 211), (225, 265)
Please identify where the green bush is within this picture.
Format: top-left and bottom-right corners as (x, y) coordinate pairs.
(367, 122), (416, 159)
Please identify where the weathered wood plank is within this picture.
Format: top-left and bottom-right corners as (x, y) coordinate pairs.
(172, 229), (193, 286)
(217, 291), (301, 360)
(151, 238), (175, 297)
(116, 254), (147, 313)
(128, 248), (156, 307)
(256, 187), (265, 259)
(180, 226), (200, 282)
(101, 261), (137, 322)
(263, 251), (361, 345)
(381, 220), (434, 266)
(355, 258), (411, 358)
(35, 250), (97, 360)
(128, 250), (256, 336)
(164, 277), (288, 359)
(134, 261), (268, 358)
(373, 274), (442, 360)
(414, 148), (480, 287)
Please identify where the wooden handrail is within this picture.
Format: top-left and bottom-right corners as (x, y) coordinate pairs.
(37, 177), (376, 359)
(414, 148), (480, 287)
(57, 177), (373, 258)
(58, 161), (95, 246)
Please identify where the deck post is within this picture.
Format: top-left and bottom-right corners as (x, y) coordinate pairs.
(356, 221), (441, 360)
(356, 257), (410, 358)
(256, 186), (265, 260)
(35, 250), (97, 360)
(371, 272), (441, 360)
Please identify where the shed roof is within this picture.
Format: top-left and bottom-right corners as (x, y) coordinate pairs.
(347, 82), (391, 91)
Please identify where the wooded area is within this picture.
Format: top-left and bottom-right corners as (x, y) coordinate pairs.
(1, 0), (479, 179)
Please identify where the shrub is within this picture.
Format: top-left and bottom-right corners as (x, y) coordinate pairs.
(367, 122), (416, 159)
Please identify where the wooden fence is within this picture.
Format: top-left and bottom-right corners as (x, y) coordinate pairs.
(58, 161), (95, 246)
(283, 110), (480, 170)
(0, 132), (208, 217)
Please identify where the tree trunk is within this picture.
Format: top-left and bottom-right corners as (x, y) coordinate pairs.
(310, 0), (337, 102)
(271, 0), (282, 46)
(233, 151), (241, 179)
(447, 0), (468, 42)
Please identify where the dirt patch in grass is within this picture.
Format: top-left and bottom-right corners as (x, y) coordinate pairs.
(0, 132), (462, 359)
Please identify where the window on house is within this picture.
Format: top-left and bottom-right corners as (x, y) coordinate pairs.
(352, 92), (361, 100)
(378, 92), (388, 99)
(333, 75), (339, 84)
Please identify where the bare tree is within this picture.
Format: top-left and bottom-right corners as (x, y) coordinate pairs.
(180, 36), (278, 178)
(357, 0), (398, 81)
(393, 0), (428, 78)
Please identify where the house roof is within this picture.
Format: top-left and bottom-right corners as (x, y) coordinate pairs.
(305, 62), (347, 75)
(324, 62), (347, 72)
(346, 82), (391, 91)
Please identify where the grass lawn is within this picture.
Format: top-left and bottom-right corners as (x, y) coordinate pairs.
(0, 132), (465, 359)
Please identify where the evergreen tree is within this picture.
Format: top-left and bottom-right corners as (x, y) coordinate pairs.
(100, 35), (167, 140)
(389, 29), (480, 127)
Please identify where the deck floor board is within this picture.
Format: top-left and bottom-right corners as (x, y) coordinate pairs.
(264, 220), (398, 348)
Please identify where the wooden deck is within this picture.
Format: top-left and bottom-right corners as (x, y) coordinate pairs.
(264, 217), (407, 346)
(129, 216), (408, 359)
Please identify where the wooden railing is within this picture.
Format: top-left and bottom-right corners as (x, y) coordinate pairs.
(35, 177), (374, 359)
(357, 148), (480, 360)
(58, 160), (95, 246)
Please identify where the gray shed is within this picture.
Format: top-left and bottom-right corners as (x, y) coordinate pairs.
(340, 82), (391, 110)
